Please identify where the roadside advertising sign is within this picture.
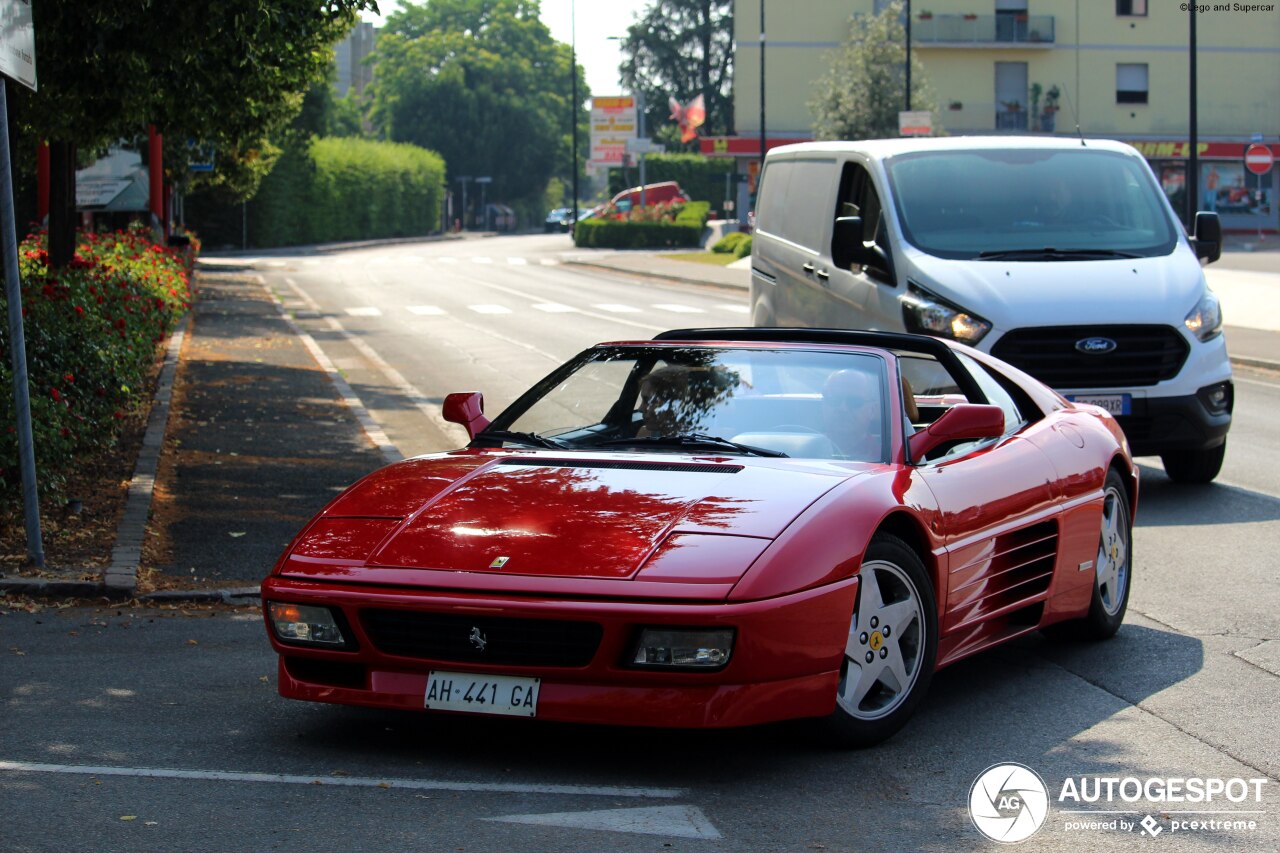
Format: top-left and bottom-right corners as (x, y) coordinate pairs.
(589, 96), (637, 171)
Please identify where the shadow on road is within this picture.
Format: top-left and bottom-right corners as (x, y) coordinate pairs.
(1134, 462), (1280, 526)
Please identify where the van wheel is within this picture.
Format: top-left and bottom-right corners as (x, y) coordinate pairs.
(1160, 442), (1225, 484)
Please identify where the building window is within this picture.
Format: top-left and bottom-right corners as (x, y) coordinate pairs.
(1117, 64), (1149, 104)
(1117, 0), (1148, 15)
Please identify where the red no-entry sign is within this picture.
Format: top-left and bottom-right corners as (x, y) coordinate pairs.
(1244, 143), (1274, 176)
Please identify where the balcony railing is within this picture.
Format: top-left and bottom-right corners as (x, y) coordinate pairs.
(914, 13), (1055, 45)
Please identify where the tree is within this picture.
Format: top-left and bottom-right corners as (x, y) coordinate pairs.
(367, 0), (587, 218)
(809, 1), (938, 142)
(619, 0), (733, 150)
(12, 0), (375, 266)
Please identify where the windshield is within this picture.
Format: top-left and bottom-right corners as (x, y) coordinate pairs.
(486, 346), (891, 462)
(884, 148), (1179, 260)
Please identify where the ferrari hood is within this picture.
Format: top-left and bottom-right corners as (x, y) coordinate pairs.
(290, 453), (853, 580)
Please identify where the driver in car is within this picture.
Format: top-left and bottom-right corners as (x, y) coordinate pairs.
(820, 369), (885, 461)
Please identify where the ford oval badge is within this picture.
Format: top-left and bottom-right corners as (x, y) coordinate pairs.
(1075, 337), (1118, 355)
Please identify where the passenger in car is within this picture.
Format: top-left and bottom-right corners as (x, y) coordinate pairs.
(820, 369), (884, 461)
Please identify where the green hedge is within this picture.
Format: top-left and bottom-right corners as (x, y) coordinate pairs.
(573, 220), (703, 249)
(190, 137), (446, 248)
(713, 232), (752, 258)
(608, 154), (735, 207)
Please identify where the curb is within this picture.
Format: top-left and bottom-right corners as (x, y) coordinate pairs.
(1231, 354), (1280, 372)
(564, 259), (749, 293)
(103, 316), (190, 597)
(0, 578), (260, 604)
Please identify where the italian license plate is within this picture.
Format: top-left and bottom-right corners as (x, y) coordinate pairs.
(424, 670), (540, 717)
(1067, 394), (1131, 415)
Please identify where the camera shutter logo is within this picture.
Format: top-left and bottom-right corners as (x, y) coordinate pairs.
(969, 763), (1050, 844)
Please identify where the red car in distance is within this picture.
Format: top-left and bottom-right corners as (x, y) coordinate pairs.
(262, 328), (1136, 747)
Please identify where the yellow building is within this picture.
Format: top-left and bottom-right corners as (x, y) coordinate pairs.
(714, 0), (1280, 231)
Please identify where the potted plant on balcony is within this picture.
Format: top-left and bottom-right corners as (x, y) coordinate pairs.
(963, 12), (978, 20)
(1041, 85), (1061, 132)
(918, 10), (933, 20)
(1002, 100), (1023, 113)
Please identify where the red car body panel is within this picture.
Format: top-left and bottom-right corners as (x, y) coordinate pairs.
(263, 336), (1136, 729)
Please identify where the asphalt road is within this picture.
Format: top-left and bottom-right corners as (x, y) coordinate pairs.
(2, 233), (1277, 852)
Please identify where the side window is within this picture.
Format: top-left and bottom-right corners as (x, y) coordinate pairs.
(777, 159), (837, 251)
(955, 352), (1025, 433)
(835, 161), (889, 250)
(755, 160), (792, 237)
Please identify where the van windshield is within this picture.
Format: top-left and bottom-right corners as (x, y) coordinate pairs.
(884, 149), (1179, 260)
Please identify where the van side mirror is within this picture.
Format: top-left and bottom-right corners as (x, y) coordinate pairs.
(833, 216), (895, 284)
(1191, 211), (1221, 264)
(908, 403), (1005, 461)
(443, 392), (490, 439)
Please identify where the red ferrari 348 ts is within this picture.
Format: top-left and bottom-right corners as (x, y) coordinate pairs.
(262, 328), (1136, 746)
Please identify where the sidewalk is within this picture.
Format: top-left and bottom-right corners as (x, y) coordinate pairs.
(0, 270), (388, 602)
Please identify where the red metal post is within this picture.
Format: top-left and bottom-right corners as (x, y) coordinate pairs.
(148, 125), (164, 237)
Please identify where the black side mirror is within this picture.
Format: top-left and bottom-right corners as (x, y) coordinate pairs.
(833, 216), (895, 284)
(1191, 211), (1221, 264)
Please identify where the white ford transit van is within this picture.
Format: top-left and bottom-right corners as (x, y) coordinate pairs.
(750, 137), (1231, 482)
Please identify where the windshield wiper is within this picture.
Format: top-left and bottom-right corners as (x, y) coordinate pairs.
(474, 429), (566, 450)
(597, 432), (789, 458)
(976, 248), (1142, 261)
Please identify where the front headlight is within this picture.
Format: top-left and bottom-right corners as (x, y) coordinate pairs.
(629, 627), (734, 669)
(1184, 290), (1223, 341)
(901, 283), (992, 344)
(267, 601), (350, 648)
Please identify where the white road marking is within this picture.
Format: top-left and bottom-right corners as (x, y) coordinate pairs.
(469, 304), (512, 314)
(0, 760), (684, 800)
(464, 278), (662, 332)
(344, 307), (383, 317)
(472, 257), (493, 264)
(336, 257), (356, 265)
(407, 305), (447, 315)
(403, 255), (423, 262)
(438, 257), (458, 264)
(304, 259), (320, 266)
(264, 277), (401, 463)
(486, 806), (720, 839)
(265, 260), (288, 267)
(652, 304), (705, 314)
(718, 304), (750, 314)
(532, 303), (578, 313)
(594, 303), (641, 313)
(507, 257), (528, 265)
(539, 258), (561, 266)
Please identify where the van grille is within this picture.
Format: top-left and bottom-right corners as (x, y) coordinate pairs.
(991, 325), (1188, 388)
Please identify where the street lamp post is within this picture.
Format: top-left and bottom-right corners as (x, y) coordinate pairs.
(570, 0), (579, 230)
(456, 175), (472, 230)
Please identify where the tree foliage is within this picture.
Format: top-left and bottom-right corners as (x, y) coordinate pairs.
(11, 0), (375, 264)
(809, 1), (938, 142)
(367, 0), (586, 211)
(619, 0), (734, 149)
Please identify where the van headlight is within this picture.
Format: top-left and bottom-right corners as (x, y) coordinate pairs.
(1184, 291), (1223, 342)
(901, 283), (992, 344)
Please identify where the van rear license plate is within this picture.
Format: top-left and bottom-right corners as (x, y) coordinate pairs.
(425, 670), (539, 717)
(1067, 394), (1130, 415)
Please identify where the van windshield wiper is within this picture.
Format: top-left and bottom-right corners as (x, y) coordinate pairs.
(473, 429), (566, 449)
(597, 432), (789, 458)
(976, 248), (1142, 261)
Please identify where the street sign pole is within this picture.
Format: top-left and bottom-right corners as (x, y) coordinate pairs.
(0, 79), (44, 566)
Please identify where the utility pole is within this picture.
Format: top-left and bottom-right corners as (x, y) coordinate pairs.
(905, 0), (912, 112)
(570, 0), (579, 230)
(758, 0), (765, 205)
(1187, 4), (1199, 226)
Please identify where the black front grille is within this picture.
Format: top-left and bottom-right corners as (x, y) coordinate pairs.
(361, 609), (603, 667)
(991, 325), (1188, 388)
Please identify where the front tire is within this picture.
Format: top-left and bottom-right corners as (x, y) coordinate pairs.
(1161, 442), (1225, 484)
(1045, 468), (1132, 641)
(822, 533), (938, 748)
